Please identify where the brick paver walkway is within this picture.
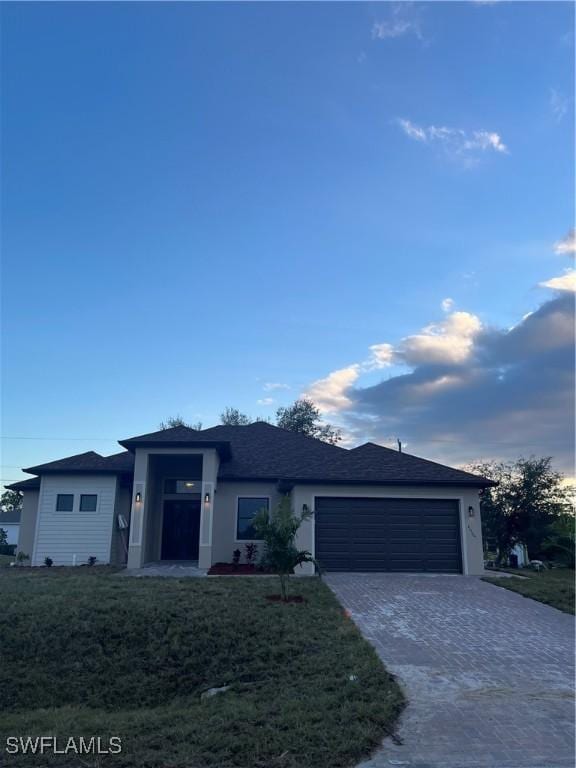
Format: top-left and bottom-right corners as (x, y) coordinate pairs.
(325, 574), (575, 768)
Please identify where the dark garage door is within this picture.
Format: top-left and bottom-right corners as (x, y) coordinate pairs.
(315, 497), (462, 573)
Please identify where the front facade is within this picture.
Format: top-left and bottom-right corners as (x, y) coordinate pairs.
(8, 422), (493, 574)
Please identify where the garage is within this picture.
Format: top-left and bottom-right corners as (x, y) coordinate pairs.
(314, 497), (462, 573)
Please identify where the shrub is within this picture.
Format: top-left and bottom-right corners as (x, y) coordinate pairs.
(87, 556), (98, 566)
(244, 543), (258, 564)
(253, 496), (317, 601)
(232, 549), (241, 568)
(44, 557), (53, 567)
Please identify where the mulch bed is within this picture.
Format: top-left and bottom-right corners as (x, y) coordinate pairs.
(208, 563), (269, 576)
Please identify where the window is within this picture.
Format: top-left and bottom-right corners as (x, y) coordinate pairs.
(164, 479), (199, 494)
(236, 497), (269, 540)
(56, 494), (74, 512)
(80, 494), (98, 512)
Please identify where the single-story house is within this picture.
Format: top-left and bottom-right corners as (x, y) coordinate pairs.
(0, 508), (21, 547)
(6, 422), (493, 574)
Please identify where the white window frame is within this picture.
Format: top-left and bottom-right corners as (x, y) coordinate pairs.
(234, 495), (270, 543)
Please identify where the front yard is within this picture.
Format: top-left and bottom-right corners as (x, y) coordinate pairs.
(483, 568), (575, 615)
(0, 569), (404, 768)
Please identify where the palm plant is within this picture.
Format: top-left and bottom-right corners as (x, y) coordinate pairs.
(253, 496), (317, 601)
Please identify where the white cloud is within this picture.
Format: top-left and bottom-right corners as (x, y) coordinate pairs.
(303, 365), (361, 414)
(372, 4), (423, 42)
(539, 269), (576, 293)
(257, 397), (275, 406)
(396, 118), (508, 163)
(550, 88), (569, 123)
(554, 229), (576, 256)
(262, 382), (290, 392)
(366, 343), (394, 369)
(441, 297), (454, 312)
(398, 311), (482, 366)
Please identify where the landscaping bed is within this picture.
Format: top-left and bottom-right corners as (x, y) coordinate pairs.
(483, 568), (575, 615)
(0, 568), (405, 767)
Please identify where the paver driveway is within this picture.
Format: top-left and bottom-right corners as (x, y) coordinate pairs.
(325, 574), (575, 768)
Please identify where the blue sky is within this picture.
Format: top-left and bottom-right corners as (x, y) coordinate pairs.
(1, 1), (574, 483)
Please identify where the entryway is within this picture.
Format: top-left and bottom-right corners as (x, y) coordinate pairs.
(161, 500), (200, 560)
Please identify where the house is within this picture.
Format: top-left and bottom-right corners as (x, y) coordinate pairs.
(6, 422), (493, 574)
(0, 508), (20, 547)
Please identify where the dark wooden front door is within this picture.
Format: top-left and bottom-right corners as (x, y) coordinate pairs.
(161, 500), (201, 560)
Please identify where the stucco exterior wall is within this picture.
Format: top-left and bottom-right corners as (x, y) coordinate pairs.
(291, 484), (485, 575)
(17, 490), (39, 560)
(211, 481), (284, 564)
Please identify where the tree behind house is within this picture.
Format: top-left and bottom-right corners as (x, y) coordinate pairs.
(220, 407), (251, 426)
(468, 457), (574, 564)
(276, 398), (341, 445)
(158, 415), (202, 430)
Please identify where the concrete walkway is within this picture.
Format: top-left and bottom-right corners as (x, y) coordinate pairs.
(325, 573), (575, 768)
(119, 561), (207, 577)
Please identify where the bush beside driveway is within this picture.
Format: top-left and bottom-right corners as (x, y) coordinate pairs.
(0, 569), (404, 768)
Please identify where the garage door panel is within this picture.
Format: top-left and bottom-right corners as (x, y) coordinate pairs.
(315, 497), (462, 573)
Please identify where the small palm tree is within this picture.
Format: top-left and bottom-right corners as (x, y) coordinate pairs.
(253, 496), (317, 601)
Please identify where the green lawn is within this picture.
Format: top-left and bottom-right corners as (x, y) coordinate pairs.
(483, 568), (575, 615)
(0, 553), (15, 567)
(0, 569), (404, 768)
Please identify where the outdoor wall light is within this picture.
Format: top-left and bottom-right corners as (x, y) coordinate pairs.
(204, 492), (211, 504)
(135, 492), (142, 504)
(468, 506), (475, 518)
(302, 504), (309, 514)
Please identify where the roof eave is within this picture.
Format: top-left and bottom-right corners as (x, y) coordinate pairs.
(118, 439), (232, 460)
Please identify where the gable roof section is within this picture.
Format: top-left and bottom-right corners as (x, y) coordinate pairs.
(5, 477), (41, 492)
(340, 442), (493, 486)
(10, 422), (493, 488)
(118, 425), (232, 459)
(23, 451), (134, 475)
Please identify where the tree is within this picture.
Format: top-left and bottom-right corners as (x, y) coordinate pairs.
(467, 457), (574, 564)
(0, 528), (7, 546)
(158, 415), (202, 430)
(542, 514), (576, 568)
(1, 490), (23, 515)
(220, 407), (251, 426)
(253, 496), (317, 601)
(275, 398), (342, 445)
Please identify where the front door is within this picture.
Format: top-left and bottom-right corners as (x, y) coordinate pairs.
(161, 500), (201, 560)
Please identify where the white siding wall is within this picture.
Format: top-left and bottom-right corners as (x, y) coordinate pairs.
(33, 475), (117, 566)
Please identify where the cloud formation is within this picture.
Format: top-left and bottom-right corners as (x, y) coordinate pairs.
(304, 284), (574, 473)
(539, 270), (576, 292)
(256, 397), (275, 406)
(262, 382), (290, 391)
(397, 118), (508, 164)
(550, 88), (569, 123)
(554, 229), (576, 255)
(372, 4), (423, 41)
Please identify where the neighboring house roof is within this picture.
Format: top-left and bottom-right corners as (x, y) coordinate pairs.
(0, 508), (21, 524)
(9, 422), (494, 488)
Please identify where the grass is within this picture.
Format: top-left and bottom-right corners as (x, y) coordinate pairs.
(0, 568), (404, 768)
(0, 554), (15, 567)
(483, 567), (575, 615)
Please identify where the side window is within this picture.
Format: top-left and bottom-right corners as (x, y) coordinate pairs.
(56, 494), (74, 512)
(80, 494), (98, 512)
(236, 497), (269, 540)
